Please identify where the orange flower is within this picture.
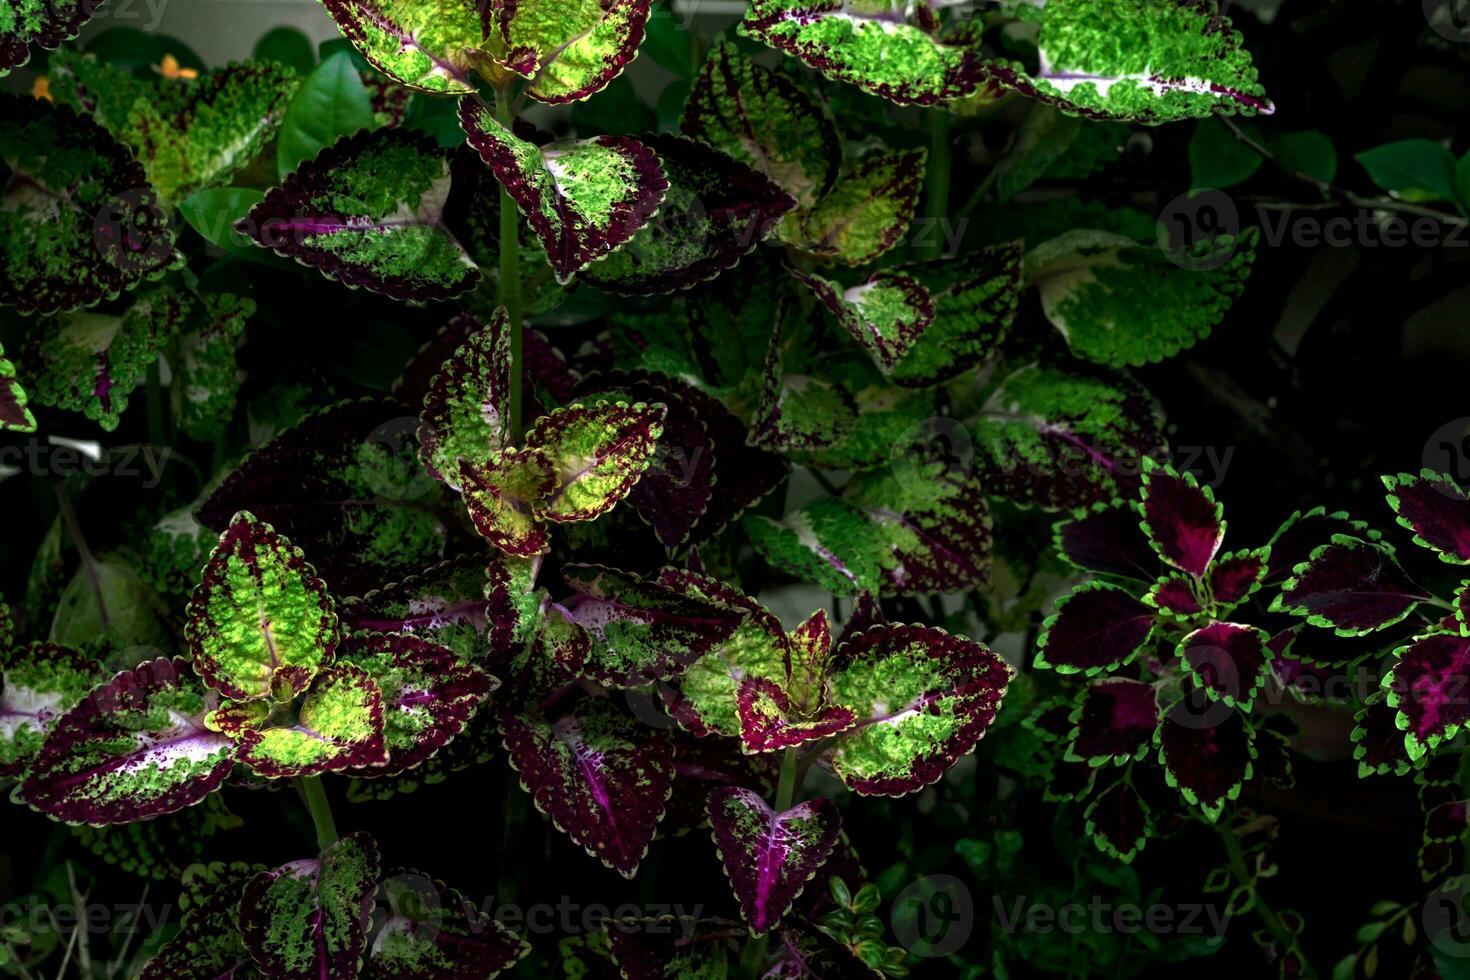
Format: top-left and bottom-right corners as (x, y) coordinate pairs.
(30, 76), (52, 102)
(153, 54), (199, 79)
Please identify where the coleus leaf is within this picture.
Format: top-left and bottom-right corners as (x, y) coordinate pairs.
(367, 871), (530, 978)
(574, 371), (717, 550)
(605, 916), (746, 979)
(579, 133), (795, 294)
(489, 0), (652, 104)
(523, 401), (668, 522)
(707, 788), (841, 935)
(48, 51), (300, 201)
(884, 243), (1024, 388)
(737, 676), (857, 753)
(0, 95), (178, 315)
(174, 291), (253, 441)
(16, 657), (235, 826)
(738, 0), (989, 106)
(418, 307), (513, 485)
(794, 269), (936, 376)
(987, 0), (1273, 123)
(1156, 701), (1253, 821)
(1383, 470), (1470, 564)
(825, 624), (1014, 796)
(1025, 227), (1258, 367)
(459, 102), (667, 284)
(1208, 549), (1268, 612)
(185, 512), (339, 702)
(1351, 691), (1420, 778)
(1139, 458), (1225, 577)
(459, 448), (557, 557)
(340, 632), (495, 777)
(340, 555), (495, 664)
(1065, 678), (1159, 766)
(1053, 500), (1157, 582)
(1263, 507), (1385, 587)
(319, 0), (483, 94)
(1384, 633), (1470, 761)
(766, 923), (883, 978)
(970, 362), (1163, 510)
(197, 399), (450, 596)
(560, 564), (750, 687)
(241, 127), (478, 302)
(498, 697), (675, 877)
(681, 39), (841, 209)
(1034, 581), (1156, 675)
(28, 285), (192, 431)
(0, 342), (37, 432)
(1270, 534), (1429, 636)
(137, 861), (261, 980)
(778, 149), (924, 265)
(1176, 621), (1269, 710)
(210, 664), (387, 777)
(73, 791), (243, 883)
(1084, 778), (1150, 863)
(0, 0), (107, 75)
(0, 643), (104, 777)
(241, 832), (381, 980)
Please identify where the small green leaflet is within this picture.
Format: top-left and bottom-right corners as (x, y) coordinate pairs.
(523, 401), (667, 523)
(48, 50), (300, 201)
(0, 342), (37, 432)
(185, 512), (340, 702)
(780, 150), (924, 266)
(1025, 227), (1258, 367)
(460, 448), (558, 556)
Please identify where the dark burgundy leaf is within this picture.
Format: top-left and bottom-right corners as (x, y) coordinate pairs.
(1053, 501), (1157, 582)
(1084, 778), (1150, 863)
(1067, 678), (1159, 765)
(1176, 621), (1269, 710)
(1035, 582), (1157, 675)
(1271, 535), (1429, 636)
(1384, 470), (1470, 564)
(1156, 702), (1253, 821)
(1385, 633), (1470, 761)
(1139, 459), (1224, 577)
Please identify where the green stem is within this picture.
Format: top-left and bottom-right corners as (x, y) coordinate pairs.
(1220, 825), (1317, 979)
(295, 776), (338, 851)
(497, 765), (528, 905)
(494, 88), (526, 440)
(920, 108), (953, 260)
(738, 748), (801, 978)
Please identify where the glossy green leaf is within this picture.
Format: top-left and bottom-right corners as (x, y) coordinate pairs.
(276, 50), (376, 178)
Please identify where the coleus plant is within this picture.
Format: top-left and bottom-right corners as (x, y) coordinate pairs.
(0, 0), (1291, 975)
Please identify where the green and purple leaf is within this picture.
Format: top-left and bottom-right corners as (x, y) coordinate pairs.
(0, 343), (37, 432)
(459, 102), (667, 284)
(367, 872), (530, 978)
(681, 39), (840, 209)
(339, 555), (492, 664)
(241, 127), (477, 301)
(794, 269), (936, 376)
(1209, 549), (1268, 611)
(1384, 633), (1470, 761)
(780, 150), (924, 266)
(0, 95), (178, 315)
(1084, 778), (1150, 863)
(825, 624), (1014, 796)
(579, 133), (795, 295)
(739, 0), (990, 107)
(1176, 621), (1268, 710)
(736, 677), (857, 753)
(185, 512), (339, 702)
(1384, 470), (1470, 564)
(1263, 507), (1383, 587)
(418, 307), (513, 485)
(1034, 581), (1156, 675)
(240, 832), (382, 980)
(319, 0), (483, 94)
(1351, 692), (1419, 778)
(340, 632), (494, 777)
(16, 657), (235, 826)
(0, 643), (105, 777)
(707, 787), (841, 934)
(492, 0), (651, 104)
(1066, 678), (1159, 766)
(524, 401), (667, 523)
(1, 0), (107, 75)
(498, 698), (674, 877)
(1139, 459), (1224, 577)
(210, 664), (387, 777)
(1271, 535), (1429, 636)
(459, 448), (557, 557)
(1156, 702), (1253, 822)
(137, 861), (260, 979)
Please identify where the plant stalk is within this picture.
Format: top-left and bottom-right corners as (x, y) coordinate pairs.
(920, 108), (953, 260)
(738, 747), (801, 977)
(494, 88), (526, 440)
(295, 776), (338, 851)
(1219, 824), (1317, 979)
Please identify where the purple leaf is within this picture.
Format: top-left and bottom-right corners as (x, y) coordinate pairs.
(662, 737), (778, 837)
(1144, 574), (1201, 619)
(1209, 549), (1267, 610)
(241, 832), (381, 980)
(605, 917), (746, 979)
(707, 787), (841, 935)
(459, 102), (667, 284)
(579, 134), (796, 295)
(1263, 507), (1384, 587)
(16, 657), (234, 826)
(736, 677), (857, 753)
(1176, 621), (1269, 710)
(1384, 633), (1470, 761)
(366, 871), (530, 978)
(1053, 500), (1157, 582)
(1139, 459), (1224, 577)
(1084, 778), (1150, 863)
(1351, 692), (1420, 778)
(1156, 702), (1254, 822)
(418, 307), (513, 485)
(1271, 535), (1429, 636)
(241, 127), (477, 302)
(340, 632), (495, 778)
(1384, 470), (1470, 564)
(498, 698), (675, 877)
(825, 624), (1014, 796)
(197, 399), (450, 596)
(1066, 678), (1159, 765)
(1035, 581), (1157, 675)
